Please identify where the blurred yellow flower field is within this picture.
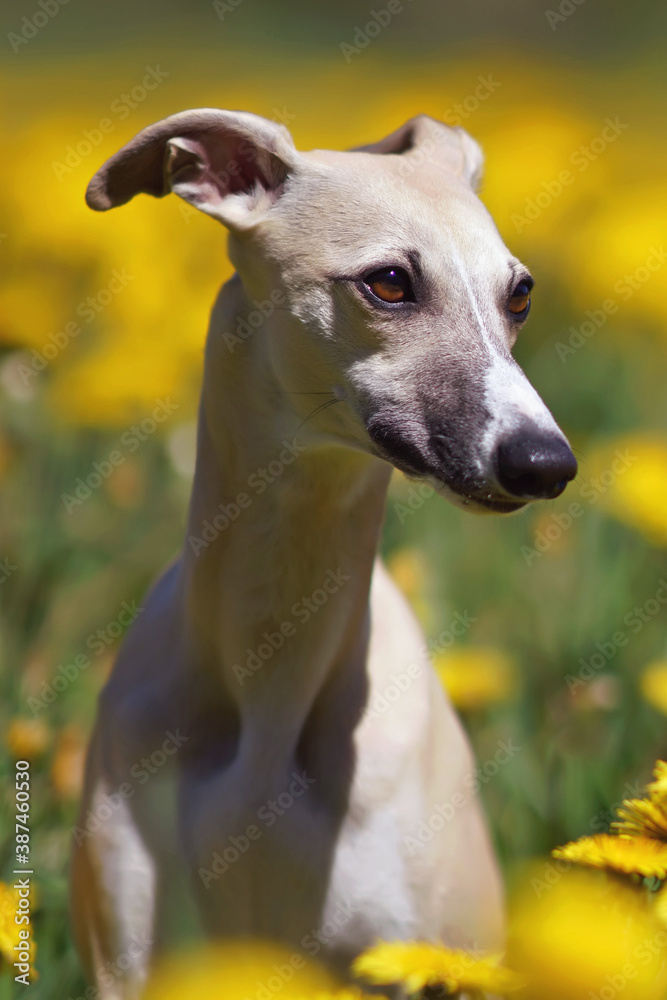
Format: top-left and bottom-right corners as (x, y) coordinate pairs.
(4, 718), (51, 761)
(2, 54), (666, 427)
(2, 8), (667, 997)
(509, 872), (667, 1000)
(143, 941), (343, 1000)
(434, 646), (516, 710)
(641, 662), (667, 716)
(585, 436), (667, 546)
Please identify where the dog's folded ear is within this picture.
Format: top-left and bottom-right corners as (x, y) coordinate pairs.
(352, 115), (484, 192)
(86, 109), (299, 229)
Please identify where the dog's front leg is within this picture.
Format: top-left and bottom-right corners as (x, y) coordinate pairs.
(71, 731), (157, 1000)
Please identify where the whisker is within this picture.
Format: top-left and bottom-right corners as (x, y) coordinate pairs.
(293, 397), (343, 436)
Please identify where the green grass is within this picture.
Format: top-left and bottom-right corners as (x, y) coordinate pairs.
(1, 312), (666, 998)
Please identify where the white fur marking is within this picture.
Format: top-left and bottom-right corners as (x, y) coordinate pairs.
(449, 243), (490, 341)
(481, 352), (562, 456)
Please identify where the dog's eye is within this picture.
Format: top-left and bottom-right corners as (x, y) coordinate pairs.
(508, 280), (532, 317)
(364, 267), (414, 304)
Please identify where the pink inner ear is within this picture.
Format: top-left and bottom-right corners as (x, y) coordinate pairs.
(169, 131), (274, 198)
(86, 108), (297, 213)
(212, 132), (273, 195)
(165, 130), (284, 218)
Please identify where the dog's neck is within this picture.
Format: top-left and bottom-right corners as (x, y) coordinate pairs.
(181, 275), (391, 768)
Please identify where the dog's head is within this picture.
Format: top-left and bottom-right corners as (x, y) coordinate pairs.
(87, 108), (576, 513)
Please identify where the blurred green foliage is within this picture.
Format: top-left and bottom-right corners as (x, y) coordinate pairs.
(1, 1), (666, 995)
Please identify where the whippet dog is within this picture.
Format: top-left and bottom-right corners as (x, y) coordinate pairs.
(72, 109), (577, 997)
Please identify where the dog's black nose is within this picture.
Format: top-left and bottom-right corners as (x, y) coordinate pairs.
(495, 433), (577, 500)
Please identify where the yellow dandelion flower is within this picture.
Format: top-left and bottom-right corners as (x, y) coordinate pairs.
(5, 718), (51, 761)
(290, 992), (370, 1000)
(640, 662), (667, 716)
(0, 882), (37, 978)
(143, 941), (342, 1000)
(353, 940), (523, 997)
(647, 760), (667, 800)
(386, 548), (428, 602)
(566, 182), (667, 330)
(585, 436), (667, 546)
(613, 798), (667, 840)
(654, 883), (667, 928)
(434, 647), (516, 711)
(0, 883), (22, 967)
(553, 833), (667, 879)
(509, 870), (667, 1000)
(50, 725), (86, 802)
(612, 760), (667, 839)
(385, 548), (433, 629)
